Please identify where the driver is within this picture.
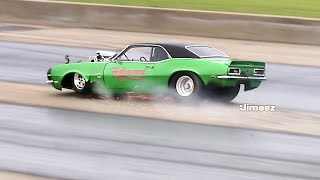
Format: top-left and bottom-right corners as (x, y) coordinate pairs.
(96, 52), (104, 62)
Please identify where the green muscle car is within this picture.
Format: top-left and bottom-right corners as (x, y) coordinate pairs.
(47, 43), (266, 102)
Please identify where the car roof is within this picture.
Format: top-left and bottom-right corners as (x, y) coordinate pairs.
(131, 43), (200, 59)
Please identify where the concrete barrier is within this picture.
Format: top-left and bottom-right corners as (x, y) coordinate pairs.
(1, 0), (320, 45)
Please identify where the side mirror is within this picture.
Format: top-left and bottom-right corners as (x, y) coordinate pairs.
(65, 55), (70, 64)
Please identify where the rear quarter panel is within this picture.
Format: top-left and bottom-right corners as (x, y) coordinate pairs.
(153, 58), (230, 86)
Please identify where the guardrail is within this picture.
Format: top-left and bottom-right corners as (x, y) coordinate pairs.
(1, 0), (320, 45)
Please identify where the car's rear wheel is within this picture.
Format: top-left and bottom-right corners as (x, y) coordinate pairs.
(73, 73), (91, 94)
(169, 73), (203, 102)
(206, 85), (240, 102)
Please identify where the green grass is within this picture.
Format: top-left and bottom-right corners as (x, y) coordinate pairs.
(62, 0), (320, 18)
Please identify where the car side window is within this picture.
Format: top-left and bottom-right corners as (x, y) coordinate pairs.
(150, 47), (169, 62)
(117, 46), (152, 62)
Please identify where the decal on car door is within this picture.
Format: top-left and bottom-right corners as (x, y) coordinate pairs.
(111, 67), (146, 82)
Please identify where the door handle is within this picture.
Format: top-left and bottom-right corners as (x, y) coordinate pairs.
(146, 65), (154, 69)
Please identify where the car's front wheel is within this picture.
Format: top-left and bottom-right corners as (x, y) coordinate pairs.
(73, 73), (91, 94)
(169, 73), (203, 102)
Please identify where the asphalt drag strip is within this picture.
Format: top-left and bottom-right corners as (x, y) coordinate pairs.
(0, 103), (320, 179)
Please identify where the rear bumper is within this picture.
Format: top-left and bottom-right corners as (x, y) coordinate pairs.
(213, 75), (266, 80)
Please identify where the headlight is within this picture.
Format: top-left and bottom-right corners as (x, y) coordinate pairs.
(228, 68), (241, 75)
(47, 68), (52, 80)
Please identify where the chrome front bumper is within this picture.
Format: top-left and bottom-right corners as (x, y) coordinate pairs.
(46, 80), (58, 84)
(212, 75), (267, 80)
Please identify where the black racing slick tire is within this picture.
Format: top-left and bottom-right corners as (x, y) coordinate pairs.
(169, 72), (203, 102)
(206, 85), (240, 102)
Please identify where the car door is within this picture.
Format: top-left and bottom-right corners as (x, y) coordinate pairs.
(103, 45), (171, 94)
(103, 46), (155, 93)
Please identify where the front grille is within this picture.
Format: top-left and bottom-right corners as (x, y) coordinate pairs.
(254, 68), (265, 76)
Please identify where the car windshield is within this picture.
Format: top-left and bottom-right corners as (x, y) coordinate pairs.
(186, 46), (229, 58)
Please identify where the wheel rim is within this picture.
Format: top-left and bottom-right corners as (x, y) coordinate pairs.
(74, 73), (86, 89)
(176, 76), (194, 97)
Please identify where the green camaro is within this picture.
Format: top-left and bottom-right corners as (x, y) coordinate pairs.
(47, 43), (266, 101)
